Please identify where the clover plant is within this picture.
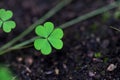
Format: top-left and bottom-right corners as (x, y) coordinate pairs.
(0, 9), (64, 55)
(34, 22), (64, 55)
(0, 9), (16, 33)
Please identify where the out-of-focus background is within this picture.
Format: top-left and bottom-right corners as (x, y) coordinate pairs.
(0, 0), (120, 80)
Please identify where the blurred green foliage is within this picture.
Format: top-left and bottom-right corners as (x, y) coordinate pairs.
(102, 12), (111, 22)
(94, 52), (102, 58)
(90, 22), (99, 32)
(0, 65), (17, 80)
(114, 10), (120, 19)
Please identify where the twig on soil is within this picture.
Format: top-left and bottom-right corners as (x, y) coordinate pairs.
(110, 26), (120, 32)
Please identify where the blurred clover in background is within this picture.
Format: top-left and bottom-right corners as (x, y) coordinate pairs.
(0, 64), (17, 80)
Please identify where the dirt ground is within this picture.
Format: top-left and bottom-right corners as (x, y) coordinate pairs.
(0, 0), (120, 80)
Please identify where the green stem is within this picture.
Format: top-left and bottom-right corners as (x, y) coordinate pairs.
(0, 0), (72, 52)
(60, 2), (119, 28)
(0, 1), (119, 55)
(0, 37), (37, 55)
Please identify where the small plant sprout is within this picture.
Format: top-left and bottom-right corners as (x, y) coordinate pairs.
(34, 22), (64, 55)
(94, 52), (102, 58)
(0, 9), (16, 33)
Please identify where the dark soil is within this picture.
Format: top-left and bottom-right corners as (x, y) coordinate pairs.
(0, 0), (120, 80)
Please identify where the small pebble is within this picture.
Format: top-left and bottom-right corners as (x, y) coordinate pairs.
(93, 58), (103, 62)
(25, 57), (33, 65)
(17, 57), (23, 62)
(89, 71), (96, 77)
(63, 64), (67, 69)
(45, 71), (53, 75)
(55, 68), (59, 75)
(96, 37), (100, 43)
(69, 76), (73, 80)
(87, 51), (94, 57)
(107, 64), (117, 71)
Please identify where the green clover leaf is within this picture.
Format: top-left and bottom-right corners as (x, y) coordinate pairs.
(34, 22), (64, 55)
(0, 9), (16, 33)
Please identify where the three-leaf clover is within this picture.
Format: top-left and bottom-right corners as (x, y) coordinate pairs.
(34, 22), (64, 55)
(0, 9), (16, 33)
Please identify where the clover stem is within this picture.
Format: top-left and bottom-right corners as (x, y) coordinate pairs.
(59, 1), (119, 29)
(0, 1), (120, 55)
(0, 0), (72, 53)
(0, 37), (37, 55)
